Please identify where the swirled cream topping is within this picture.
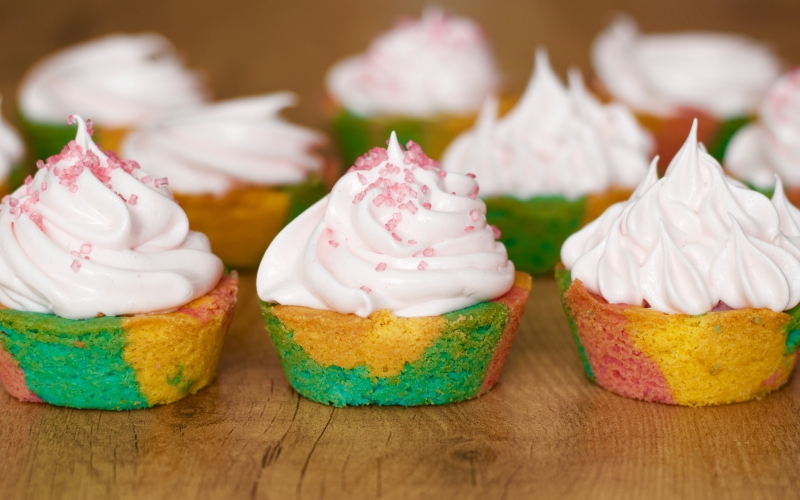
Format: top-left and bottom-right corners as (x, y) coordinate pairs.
(19, 33), (207, 127)
(121, 93), (325, 195)
(725, 69), (800, 189)
(592, 16), (781, 118)
(325, 7), (499, 118)
(0, 100), (25, 179)
(257, 132), (515, 317)
(561, 120), (800, 315)
(0, 115), (223, 319)
(441, 49), (652, 199)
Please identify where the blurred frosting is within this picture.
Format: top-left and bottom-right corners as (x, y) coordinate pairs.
(0, 99), (25, 179)
(257, 132), (515, 317)
(592, 16), (781, 118)
(325, 7), (499, 118)
(19, 33), (207, 127)
(441, 49), (652, 200)
(562, 120), (800, 315)
(0, 115), (223, 319)
(725, 68), (800, 189)
(121, 93), (326, 195)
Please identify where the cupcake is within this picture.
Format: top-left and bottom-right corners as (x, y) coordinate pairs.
(0, 116), (238, 410)
(557, 120), (800, 406)
(257, 132), (530, 407)
(18, 33), (207, 161)
(0, 99), (25, 195)
(725, 68), (800, 203)
(592, 15), (782, 164)
(325, 7), (499, 166)
(441, 49), (652, 275)
(121, 93), (329, 270)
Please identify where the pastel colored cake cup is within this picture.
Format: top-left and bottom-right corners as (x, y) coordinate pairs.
(175, 172), (328, 271)
(555, 266), (800, 406)
(260, 271), (531, 407)
(0, 273), (239, 410)
(18, 113), (128, 164)
(486, 188), (632, 275)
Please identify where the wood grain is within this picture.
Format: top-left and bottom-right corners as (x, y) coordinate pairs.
(2, 1), (800, 498)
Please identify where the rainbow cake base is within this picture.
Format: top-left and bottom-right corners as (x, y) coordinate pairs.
(0, 274), (239, 410)
(485, 189), (631, 275)
(260, 272), (531, 407)
(18, 114), (126, 162)
(556, 268), (800, 406)
(175, 175), (326, 270)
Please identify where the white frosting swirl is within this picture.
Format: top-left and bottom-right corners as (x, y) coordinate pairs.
(120, 93), (325, 195)
(0, 99), (25, 179)
(592, 16), (781, 118)
(19, 33), (207, 127)
(441, 49), (652, 199)
(0, 116), (223, 319)
(325, 7), (498, 118)
(257, 132), (515, 317)
(725, 69), (800, 189)
(562, 120), (800, 315)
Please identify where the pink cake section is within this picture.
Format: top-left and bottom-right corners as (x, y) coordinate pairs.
(565, 280), (675, 404)
(176, 273), (239, 326)
(0, 342), (41, 403)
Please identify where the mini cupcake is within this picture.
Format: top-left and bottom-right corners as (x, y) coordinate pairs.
(557, 120), (800, 406)
(0, 99), (25, 195)
(725, 68), (800, 203)
(257, 132), (530, 407)
(18, 33), (207, 161)
(0, 116), (238, 410)
(325, 7), (499, 166)
(441, 49), (652, 275)
(592, 16), (782, 164)
(121, 93), (329, 270)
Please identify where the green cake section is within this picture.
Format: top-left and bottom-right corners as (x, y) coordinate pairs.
(18, 115), (77, 163)
(260, 301), (511, 407)
(0, 310), (148, 410)
(485, 196), (585, 275)
(554, 267), (595, 381)
(331, 109), (425, 168)
(707, 116), (752, 162)
(782, 302), (800, 355)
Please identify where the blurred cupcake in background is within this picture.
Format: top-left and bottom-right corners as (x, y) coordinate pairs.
(0, 100), (25, 195)
(592, 15), (781, 165)
(18, 33), (208, 161)
(325, 6), (500, 166)
(121, 92), (329, 270)
(441, 49), (652, 274)
(725, 68), (800, 204)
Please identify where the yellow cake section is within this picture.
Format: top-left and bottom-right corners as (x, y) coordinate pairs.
(273, 306), (446, 377)
(95, 126), (129, 152)
(121, 284), (235, 406)
(583, 187), (633, 225)
(174, 185), (291, 269)
(623, 306), (796, 406)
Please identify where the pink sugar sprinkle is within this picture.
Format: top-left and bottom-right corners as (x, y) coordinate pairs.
(376, 262), (387, 272)
(490, 225), (502, 239)
(358, 173), (367, 185)
(406, 202), (418, 214)
(421, 185), (428, 194)
(423, 203), (432, 210)
(41, 182), (48, 191)
(141, 176), (152, 184)
(360, 286), (372, 293)
(29, 212), (43, 230)
(328, 240), (339, 248)
(466, 173), (476, 179)
(117, 193), (127, 202)
(128, 194), (138, 206)
(408, 239), (417, 245)
(438, 170), (447, 178)
(30, 191), (39, 203)
(8, 198), (17, 207)
(24, 175), (32, 186)
(69, 184), (78, 193)
(470, 210), (480, 222)
(80, 244), (92, 254)
(154, 177), (169, 188)
(391, 233), (402, 241)
(67, 115), (75, 125)
(393, 212), (402, 221)
(418, 261), (428, 271)
(53, 167), (60, 176)
(373, 194), (386, 207)
(71, 259), (81, 272)
(423, 248), (434, 257)
(465, 226), (475, 232)
(467, 192), (477, 200)
(36, 160), (45, 170)
(86, 119), (94, 136)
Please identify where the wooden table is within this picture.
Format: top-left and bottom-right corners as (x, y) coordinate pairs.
(2, 1), (800, 499)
